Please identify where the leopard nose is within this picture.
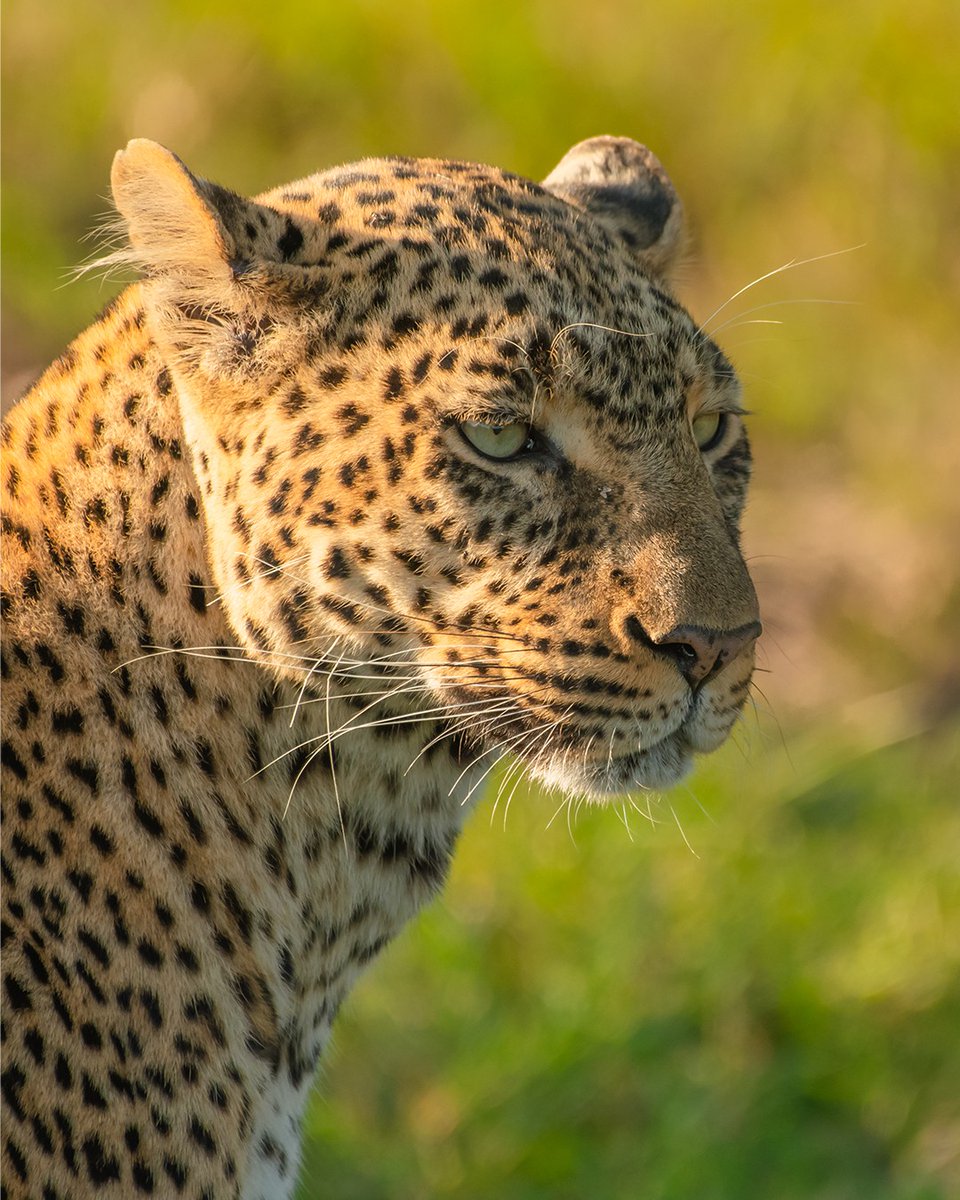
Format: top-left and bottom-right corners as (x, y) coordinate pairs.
(655, 621), (762, 686)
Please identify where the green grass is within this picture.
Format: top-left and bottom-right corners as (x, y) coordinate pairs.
(298, 719), (959, 1198)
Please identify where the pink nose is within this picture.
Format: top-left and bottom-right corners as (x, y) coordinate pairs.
(655, 621), (762, 686)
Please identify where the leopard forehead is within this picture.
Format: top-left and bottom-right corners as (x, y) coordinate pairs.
(155, 153), (738, 465)
(238, 154), (716, 387)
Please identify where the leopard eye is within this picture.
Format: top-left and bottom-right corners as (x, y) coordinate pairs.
(692, 411), (727, 452)
(459, 419), (532, 460)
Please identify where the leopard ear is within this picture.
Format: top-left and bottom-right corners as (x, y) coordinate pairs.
(110, 139), (241, 283)
(109, 140), (318, 382)
(542, 136), (684, 278)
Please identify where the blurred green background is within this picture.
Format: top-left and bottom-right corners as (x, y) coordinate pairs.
(3, 2), (958, 1196)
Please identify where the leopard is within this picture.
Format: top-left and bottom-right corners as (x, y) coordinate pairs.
(0, 134), (760, 1200)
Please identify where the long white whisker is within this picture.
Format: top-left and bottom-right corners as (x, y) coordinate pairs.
(323, 642), (349, 842)
(708, 296), (856, 339)
(550, 321), (653, 360)
(669, 803), (700, 859)
(700, 245), (865, 333)
(404, 699), (517, 777)
(290, 638), (339, 728)
(205, 554), (311, 607)
(449, 714), (549, 800)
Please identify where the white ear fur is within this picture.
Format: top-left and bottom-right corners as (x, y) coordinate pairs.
(542, 136), (684, 278)
(110, 139), (236, 281)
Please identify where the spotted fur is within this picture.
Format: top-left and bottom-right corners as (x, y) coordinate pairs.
(1, 136), (759, 1199)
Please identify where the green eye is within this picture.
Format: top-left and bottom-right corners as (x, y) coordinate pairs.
(459, 419), (532, 460)
(692, 411), (727, 452)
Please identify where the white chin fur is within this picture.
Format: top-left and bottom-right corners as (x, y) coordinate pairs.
(528, 733), (693, 800)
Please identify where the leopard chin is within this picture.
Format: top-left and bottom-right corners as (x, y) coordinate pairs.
(520, 674), (752, 799)
(527, 730), (695, 799)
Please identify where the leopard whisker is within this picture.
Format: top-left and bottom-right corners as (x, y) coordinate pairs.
(205, 553), (312, 606)
(669, 802), (700, 859)
(498, 712), (570, 831)
(708, 296), (856, 340)
(266, 691), (529, 784)
(614, 801), (635, 842)
(628, 796), (661, 826)
(549, 321), (654, 362)
(404, 698), (517, 777)
(322, 640), (348, 841)
(700, 244), (865, 334)
(289, 637), (341, 728)
(447, 711), (546, 800)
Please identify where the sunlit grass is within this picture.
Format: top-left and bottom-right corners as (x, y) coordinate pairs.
(298, 720), (958, 1198)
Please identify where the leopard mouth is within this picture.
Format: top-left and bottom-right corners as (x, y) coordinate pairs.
(436, 669), (745, 801)
(527, 728), (694, 798)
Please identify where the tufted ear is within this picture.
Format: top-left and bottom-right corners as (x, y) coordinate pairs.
(109, 140), (321, 382)
(542, 136), (684, 278)
(111, 139), (245, 283)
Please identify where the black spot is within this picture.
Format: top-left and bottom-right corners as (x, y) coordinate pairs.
(190, 880), (211, 913)
(281, 384), (308, 416)
(67, 759), (99, 794)
(80, 1022), (103, 1050)
(21, 569), (42, 600)
(277, 219), (304, 261)
(42, 782), (75, 820)
(5, 1134), (28, 1181)
(179, 800), (207, 844)
(175, 944), (199, 973)
(89, 825), (115, 855)
(54, 1054), (72, 1090)
(391, 312), (420, 339)
(138, 939), (164, 968)
(67, 869), (94, 904)
(134, 800), (165, 840)
(383, 367), (405, 400)
(1, 740), (28, 780)
(4, 973), (32, 1011)
(318, 364), (347, 389)
(175, 661), (198, 701)
(77, 927), (110, 968)
(324, 547), (351, 579)
(84, 496), (109, 525)
(188, 574), (207, 615)
(81, 1134), (120, 1183)
(140, 989), (163, 1029)
(279, 946), (295, 986)
(24, 1028), (46, 1065)
(35, 642), (66, 683)
(194, 739), (216, 777)
(121, 754), (139, 797)
(146, 558), (168, 595)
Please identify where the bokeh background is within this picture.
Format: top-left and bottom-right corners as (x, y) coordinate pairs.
(3, 2), (958, 1196)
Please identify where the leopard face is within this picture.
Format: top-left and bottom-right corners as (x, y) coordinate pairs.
(112, 135), (759, 801)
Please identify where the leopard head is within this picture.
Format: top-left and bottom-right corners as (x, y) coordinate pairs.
(111, 135), (759, 797)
